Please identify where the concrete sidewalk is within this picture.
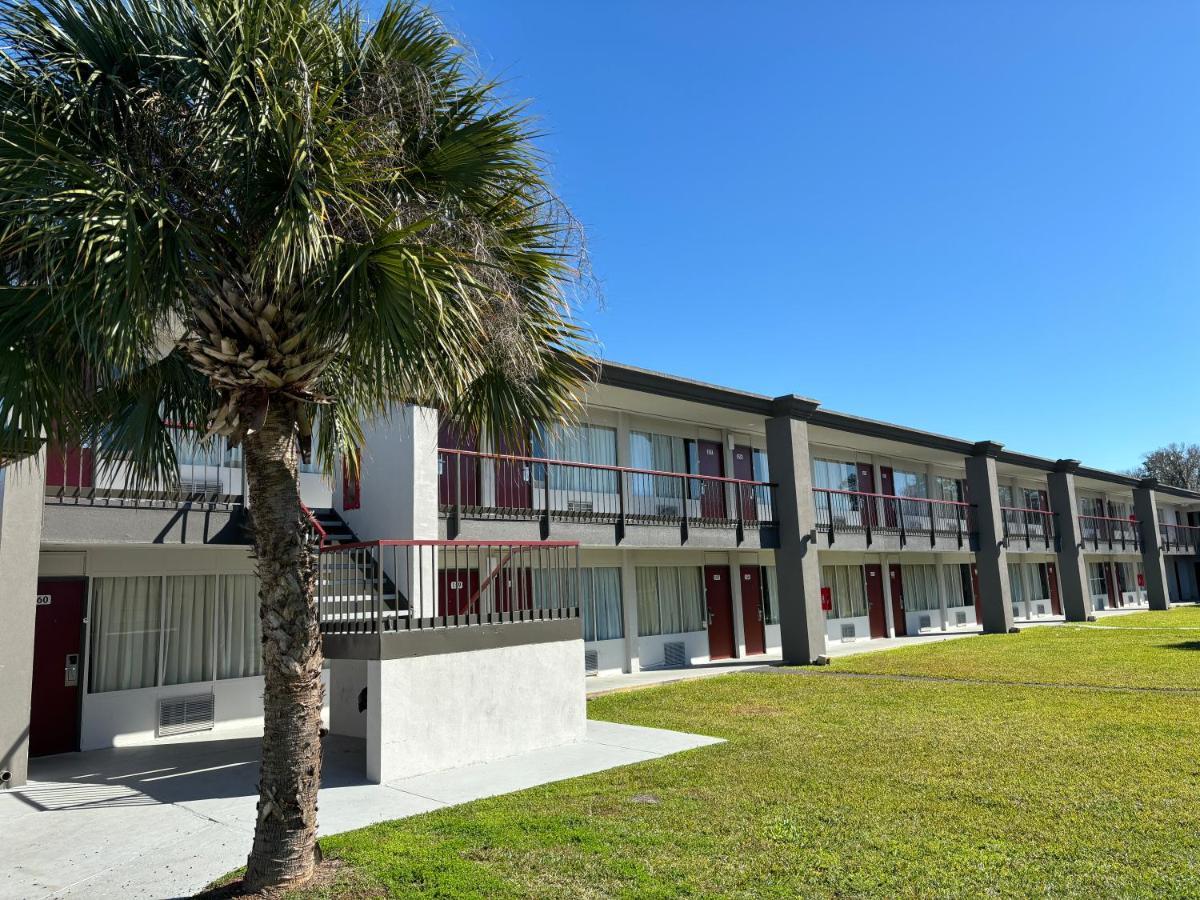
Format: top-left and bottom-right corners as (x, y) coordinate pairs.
(1, 721), (721, 900)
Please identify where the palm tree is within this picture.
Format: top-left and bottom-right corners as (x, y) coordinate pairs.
(0, 0), (592, 889)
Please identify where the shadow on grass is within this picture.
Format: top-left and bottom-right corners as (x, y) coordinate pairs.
(1163, 640), (1200, 651)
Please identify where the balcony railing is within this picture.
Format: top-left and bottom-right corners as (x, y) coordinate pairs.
(1078, 515), (1141, 552)
(318, 539), (580, 635)
(1160, 522), (1200, 553)
(438, 448), (777, 537)
(1000, 506), (1057, 550)
(812, 488), (975, 547)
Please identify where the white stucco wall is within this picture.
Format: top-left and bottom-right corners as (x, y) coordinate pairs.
(367, 637), (586, 783)
(825, 614), (871, 643)
(764, 622), (782, 654)
(637, 629), (710, 668)
(584, 637), (626, 675)
(80, 672), (330, 749)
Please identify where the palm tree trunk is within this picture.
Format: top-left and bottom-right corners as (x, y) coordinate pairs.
(241, 400), (324, 890)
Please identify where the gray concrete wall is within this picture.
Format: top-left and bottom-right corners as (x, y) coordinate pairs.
(765, 397), (825, 664)
(0, 456), (46, 788)
(366, 636), (586, 783)
(965, 444), (1015, 633)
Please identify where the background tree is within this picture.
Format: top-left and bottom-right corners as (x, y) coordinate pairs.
(0, 0), (592, 889)
(1131, 443), (1200, 491)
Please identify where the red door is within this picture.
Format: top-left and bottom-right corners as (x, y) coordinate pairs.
(45, 445), (94, 490)
(704, 565), (736, 660)
(1046, 562), (1062, 615)
(694, 440), (727, 519)
(857, 463), (877, 526)
(888, 564), (907, 636)
(30, 579), (86, 756)
(1106, 562), (1121, 608)
(438, 569), (481, 616)
(971, 564), (982, 622)
(342, 458), (360, 510)
(739, 566), (766, 655)
(495, 436), (532, 511)
(438, 422), (479, 507)
(864, 563), (887, 638)
(879, 466), (897, 527)
(732, 446), (757, 520)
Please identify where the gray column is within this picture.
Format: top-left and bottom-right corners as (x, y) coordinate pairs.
(619, 551), (640, 673)
(965, 441), (1015, 634)
(0, 453), (46, 789)
(765, 396), (826, 664)
(1046, 460), (1094, 622)
(1134, 479), (1171, 611)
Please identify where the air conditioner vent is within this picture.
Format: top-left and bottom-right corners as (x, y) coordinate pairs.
(178, 478), (223, 497)
(955, 610), (967, 626)
(1036, 603), (1046, 616)
(158, 693), (214, 737)
(567, 499), (594, 514)
(584, 649), (599, 676)
(656, 504), (679, 518)
(663, 641), (687, 668)
(918, 614), (932, 630)
(840, 623), (856, 641)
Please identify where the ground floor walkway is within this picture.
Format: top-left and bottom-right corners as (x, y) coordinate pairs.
(1, 722), (721, 900)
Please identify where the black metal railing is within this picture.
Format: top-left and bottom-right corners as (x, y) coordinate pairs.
(438, 448), (777, 537)
(1078, 515), (1141, 551)
(318, 539), (580, 635)
(1000, 506), (1057, 550)
(812, 488), (975, 547)
(1160, 522), (1200, 553)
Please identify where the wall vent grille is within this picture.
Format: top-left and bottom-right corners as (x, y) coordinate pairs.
(567, 499), (595, 514)
(663, 641), (687, 668)
(584, 649), (599, 676)
(918, 614), (932, 631)
(158, 693), (215, 737)
(840, 623), (856, 641)
(1036, 603), (1047, 616)
(955, 610), (967, 626)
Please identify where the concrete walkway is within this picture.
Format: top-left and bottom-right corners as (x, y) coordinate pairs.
(1, 722), (721, 900)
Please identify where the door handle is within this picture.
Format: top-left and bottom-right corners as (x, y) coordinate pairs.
(64, 653), (79, 687)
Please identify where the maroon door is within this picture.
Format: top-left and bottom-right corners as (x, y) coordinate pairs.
(857, 463), (877, 526)
(438, 422), (479, 507)
(888, 564), (907, 636)
(704, 565), (736, 660)
(495, 436), (532, 510)
(732, 446), (756, 520)
(45, 445), (94, 489)
(438, 569), (481, 616)
(495, 566), (535, 614)
(1106, 562), (1121, 608)
(739, 566), (766, 655)
(971, 564), (982, 622)
(864, 563), (887, 638)
(1046, 562), (1062, 615)
(30, 579), (86, 757)
(879, 466), (897, 527)
(694, 440), (727, 520)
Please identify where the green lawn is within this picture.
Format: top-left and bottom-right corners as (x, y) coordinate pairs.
(1093, 605), (1200, 628)
(272, 609), (1200, 899)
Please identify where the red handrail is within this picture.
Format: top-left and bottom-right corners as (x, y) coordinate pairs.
(1078, 514), (1140, 525)
(1000, 505), (1054, 515)
(324, 538), (581, 552)
(812, 486), (972, 509)
(301, 502), (328, 548)
(439, 446), (774, 488)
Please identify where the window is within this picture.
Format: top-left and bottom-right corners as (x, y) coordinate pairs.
(636, 566), (705, 636)
(761, 566), (780, 625)
(892, 470), (927, 498)
(936, 476), (963, 503)
(218, 575), (263, 679)
(944, 564), (973, 608)
(90, 573), (264, 693)
(900, 565), (940, 611)
(820, 565), (867, 619)
(1022, 488), (1046, 511)
(532, 424), (617, 491)
(630, 431), (688, 498)
(580, 568), (623, 642)
(162, 575), (216, 686)
(752, 450), (770, 483)
(90, 576), (162, 693)
(811, 459), (858, 493)
(998, 485), (1015, 508)
(1088, 563), (1108, 597)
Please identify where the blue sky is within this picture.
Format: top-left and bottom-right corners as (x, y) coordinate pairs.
(428, 0), (1199, 472)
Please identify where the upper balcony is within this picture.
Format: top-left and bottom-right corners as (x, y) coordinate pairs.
(1078, 515), (1141, 553)
(812, 488), (976, 552)
(437, 448), (778, 549)
(1000, 506), (1058, 552)
(1159, 522), (1200, 555)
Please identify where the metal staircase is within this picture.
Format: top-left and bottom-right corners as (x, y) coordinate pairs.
(305, 507), (409, 631)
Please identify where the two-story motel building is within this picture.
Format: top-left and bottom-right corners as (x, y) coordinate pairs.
(2, 360), (1198, 789)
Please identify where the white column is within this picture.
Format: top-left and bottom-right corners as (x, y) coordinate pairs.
(620, 550), (640, 673)
(729, 550), (746, 657)
(881, 554), (896, 638)
(936, 556), (948, 631)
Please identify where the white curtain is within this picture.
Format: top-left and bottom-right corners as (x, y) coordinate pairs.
(901, 565), (941, 611)
(536, 424), (617, 492)
(90, 576), (161, 693)
(630, 432), (687, 498)
(636, 567), (661, 635)
(217, 574), (262, 679)
(762, 566), (780, 624)
(162, 575), (216, 686)
(678, 568), (705, 632)
(821, 565), (866, 619)
(657, 567), (683, 634)
(944, 565), (970, 608)
(581, 568), (623, 641)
